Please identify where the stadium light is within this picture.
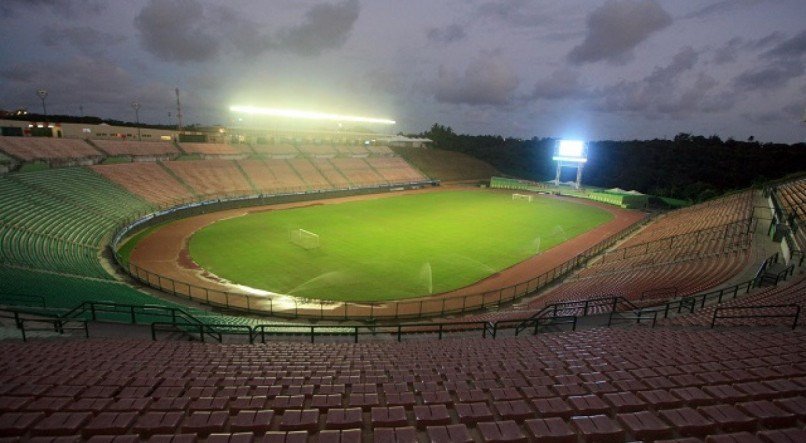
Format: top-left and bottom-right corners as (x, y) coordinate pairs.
(230, 105), (395, 125)
(552, 139), (587, 163)
(131, 102), (141, 141)
(37, 89), (48, 122)
(553, 139), (588, 189)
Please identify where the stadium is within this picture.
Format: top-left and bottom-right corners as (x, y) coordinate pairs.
(1, 1), (806, 442)
(0, 109), (805, 442)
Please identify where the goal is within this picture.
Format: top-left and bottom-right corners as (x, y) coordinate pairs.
(289, 228), (320, 250)
(512, 193), (533, 202)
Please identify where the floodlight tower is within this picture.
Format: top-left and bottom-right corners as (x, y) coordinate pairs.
(553, 139), (588, 190)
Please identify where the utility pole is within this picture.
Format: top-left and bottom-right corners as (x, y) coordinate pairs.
(131, 102), (141, 141)
(37, 89), (48, 122)
(175, 88), (183, 132)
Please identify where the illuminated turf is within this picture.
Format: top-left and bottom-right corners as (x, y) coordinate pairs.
(188, 190), (612, 301)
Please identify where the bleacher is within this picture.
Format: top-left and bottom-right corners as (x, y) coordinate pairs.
(366, 157), (427, 183)
(619, 192), (754, 249)
(0, 168), (154, 278)
(298, 144), (337, 157)
(311, 159), (351, 188)
(91, 140), (179, 158)
(288, 159), (333, 190)
(164, 160), (254, 197)
(329, 158), (386, 187)
(178, 143), (245, 157)
(91, 163), (196, 207)
(366, 144), (393, 155)
(668, 272), (806, 328)
(0, 137), (102, 163)
(250, 144), (299, 157)
(0, 327), (804, 441)
(775, 179), (805, 221)
(772, 178), (806, 251)
(263, 160), (308, 191)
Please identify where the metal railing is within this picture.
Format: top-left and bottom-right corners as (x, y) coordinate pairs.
(150, 322), (252, 343)
(511, 295), (635, 335)
(0, 308), (89, 342)
(711, 304), (800, 329)
(634, 280), (756, 320)
(597, 218), (754, 267)
(640, 287), (677, 301)
(504, 315), (578, 337)
(149, 318), (567, 343)
(608, 309), (658, 327)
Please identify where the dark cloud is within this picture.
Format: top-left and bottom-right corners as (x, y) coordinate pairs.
(40, 26), (126, 57)
(684, 0), (763, 20)
(427, 24), (466, 44)
(0, 57), (171, 115)
(733, 61), (804, 91)
(763, 29), (806, 59)
(731, 30), (806, 92)
(476, 0), (548, 27)
(712, 38), (743, 65)
(277, 0), (360, 56)
(529, 69), (583, 100)
(742, 102), (805, 124)
(0, 0), (105, 18)
(711, 32), (786, 65)
(568, 0), (672, 65)
(134, 0), (221, 63)
(434, 53), (519, 106)
(134, 0), (359, 62)
(595, 47), (729, 117)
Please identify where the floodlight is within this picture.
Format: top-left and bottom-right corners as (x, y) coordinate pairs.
(230, 105), (395, 125)
(553, 139), (587, 163)
(558, 139), (584, 158)
(553, 139), (588, 189)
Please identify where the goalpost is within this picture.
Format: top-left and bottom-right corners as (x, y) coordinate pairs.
(289, 228), (320, 250)
(512, 193), (533, 202)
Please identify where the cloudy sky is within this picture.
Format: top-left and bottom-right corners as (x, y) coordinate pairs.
(1, 0), (804, 142)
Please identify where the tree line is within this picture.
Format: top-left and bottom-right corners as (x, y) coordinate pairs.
(417, 124), (806, 202)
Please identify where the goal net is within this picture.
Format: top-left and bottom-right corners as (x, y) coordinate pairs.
(289, 228), (320, 250)
(512, 193), (533, 202)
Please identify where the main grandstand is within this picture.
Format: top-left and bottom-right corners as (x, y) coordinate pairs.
(0, 121), (804, 443)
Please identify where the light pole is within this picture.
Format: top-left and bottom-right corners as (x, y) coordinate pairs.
(37, 89), (48, 122)
(131, 102), (141, 141)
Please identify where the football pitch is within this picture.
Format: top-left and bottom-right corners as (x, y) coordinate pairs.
(188, 190), (612, 301)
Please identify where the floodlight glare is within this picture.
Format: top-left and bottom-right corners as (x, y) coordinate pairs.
(553, 139), (587, 189)
(558, 139), (584, 158)
(553, 139), (587, 163)
(230, 105), (395, 125)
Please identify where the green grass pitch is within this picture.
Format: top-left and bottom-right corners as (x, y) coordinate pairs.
(188, 190), (613, 301)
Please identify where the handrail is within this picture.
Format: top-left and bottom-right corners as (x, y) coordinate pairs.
(711, 304), (800, 329)
(640, 287), (678, 301)
(512, 295), (632, 335)
(507, 315), (577, 336)
(0, 309), (89, 342)
(252, 320), (494, 344)
(59, 301), (222, 342)
(150, 322), (251, 343)
(632, 279), (757, 320)
(62, 301), (204, 325)
(596, 217), (754, 267)
(608, 309), (658, 327)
